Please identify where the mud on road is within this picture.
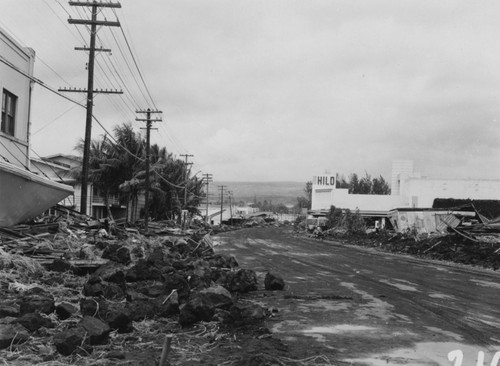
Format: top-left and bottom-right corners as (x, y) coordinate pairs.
(215, 227), (500, 366)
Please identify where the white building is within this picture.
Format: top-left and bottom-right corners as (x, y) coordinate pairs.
(311, 160), (500, 216)
(0, 26), (35, 168)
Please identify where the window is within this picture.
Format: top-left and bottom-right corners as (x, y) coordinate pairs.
(1, 89), (17, 136)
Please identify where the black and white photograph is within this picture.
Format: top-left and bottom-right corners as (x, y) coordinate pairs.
(1, 1), (500, 365)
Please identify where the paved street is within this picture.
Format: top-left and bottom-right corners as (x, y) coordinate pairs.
(215, 227), (500, 366)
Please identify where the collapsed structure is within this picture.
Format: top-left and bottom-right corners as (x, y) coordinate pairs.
(310, 160), (500, 233)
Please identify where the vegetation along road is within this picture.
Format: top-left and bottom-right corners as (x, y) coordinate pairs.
(215, 226), (500, 366)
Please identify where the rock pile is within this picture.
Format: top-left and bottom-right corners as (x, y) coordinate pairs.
(0, 231), (286, 360)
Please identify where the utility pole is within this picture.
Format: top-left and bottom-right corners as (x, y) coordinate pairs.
(60, 1), (122, 215)
(228, 190), (233, 226)
(203, 173), (213, 224)
(180, 154), (194, 209)
(136, 109), (162, 232)
(218, 185), (226, 225)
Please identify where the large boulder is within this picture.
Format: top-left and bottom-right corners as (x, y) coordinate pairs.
(0, 323), (29, 349)
(18, 287), (55, 315)
(80, 316), (111, 345)
(179, 295), (212, 326)
(178, 285), (233, 326)
(0, 303), (19, 318)
(83, 263), (127, 300)
(199, 286), (233, 309)
(53, 327), (89, 356)
(218, 269), (258, 293)
(208, 254), (239, 269)
(146, 246), (170, 266)
(82, 281), (126, 300)
(103, 304), (133, 333)
(264, 272), (285, 291)
(89, 262), (126, 284)
(125, 259), (162, 282)
(126, 300), (157, 321)
(229, 303), (267, 323)
(125, 289), (179, 321)
(188, 259), (213, 289)
(56, 302), (78, 320)
(101, 243), (131, 265)
(16, 312), (55, 332)
(79, 298), (133, 333)
(49, 258), (74, 273)
(163, 273), (190, 302)
(80, 297), (103, 317)
(155, 290), (180, 317)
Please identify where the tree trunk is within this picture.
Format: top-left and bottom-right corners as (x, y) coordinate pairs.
(104, 192), (114, 221)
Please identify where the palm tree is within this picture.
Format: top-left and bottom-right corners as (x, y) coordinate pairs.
(74, 135), (121, 218)
(74, 122), (206, 223)
(113, 123), (145, 222)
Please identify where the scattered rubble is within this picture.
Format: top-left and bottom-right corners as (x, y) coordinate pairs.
(312, 216), (500, 270)
(6, 204), (499, 364)
(0, 210), (295, 365)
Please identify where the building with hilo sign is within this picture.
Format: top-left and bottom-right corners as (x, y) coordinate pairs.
(311, 160), (500, 220)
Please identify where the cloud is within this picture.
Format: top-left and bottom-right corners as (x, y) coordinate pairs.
(3, 0), (500, 181)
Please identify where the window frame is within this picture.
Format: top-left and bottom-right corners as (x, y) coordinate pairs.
(1, 89), (17, 136)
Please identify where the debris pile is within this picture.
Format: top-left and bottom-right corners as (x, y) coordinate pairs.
(322, 220), (500, 270)
(0, 216), (290, 365)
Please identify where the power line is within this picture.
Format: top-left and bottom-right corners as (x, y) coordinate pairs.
(65, 0), (122, 215)
(112, 8), (158, 109)
(107, 27), (150, 107)
(32, 98), (85, 135)
(0, 55), (86, 108)
(1, 41), (186, 191)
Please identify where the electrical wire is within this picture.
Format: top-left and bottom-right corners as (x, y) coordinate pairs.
(0, 55), (86, 108)
(5, 1), (195, 191)
(53, 1), (183, 159)
(111, 8), (158, 109)
(29, 148), (69, 182)
(0, 139), (30, 170)
(32, 98), (86, 135)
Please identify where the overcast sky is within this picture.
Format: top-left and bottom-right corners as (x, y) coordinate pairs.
(2, 1), (500, 182)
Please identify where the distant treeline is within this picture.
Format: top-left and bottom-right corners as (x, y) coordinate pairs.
(336, 172), (391, 195)
(297, 172), (391, 210)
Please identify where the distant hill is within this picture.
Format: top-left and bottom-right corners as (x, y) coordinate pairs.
(210, 181), (305, 206)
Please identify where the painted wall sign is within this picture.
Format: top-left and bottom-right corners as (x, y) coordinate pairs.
(315, 175), (336, 186)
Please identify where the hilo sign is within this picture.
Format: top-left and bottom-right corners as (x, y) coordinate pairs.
(315, 175), (336, 186)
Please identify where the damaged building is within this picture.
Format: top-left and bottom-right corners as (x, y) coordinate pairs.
(310, 160), (500, 233)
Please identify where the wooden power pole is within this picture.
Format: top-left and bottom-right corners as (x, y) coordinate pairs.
(218, 185), (226, 225)
(203, 173), (213, 223)
(228, 190), (233, 226)
(136, 109), (162, 231)
(60, 1), (122, 215)
(180, 154), (193, 208)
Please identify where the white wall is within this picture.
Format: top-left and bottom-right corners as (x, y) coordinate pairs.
(328, 189), (404, 212)
(391, 160), (414, 196)
(311, 160), (500, 213)
(311, 172), (404, 212)
(0, 28), (35, 168)
(403, 178), (500, 208)
(311, 188), (334, 210)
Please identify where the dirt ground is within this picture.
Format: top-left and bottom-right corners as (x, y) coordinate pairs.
(0, 226), (339, 366)
(214, 226), (500, 366)
(2, 224), (500, 366)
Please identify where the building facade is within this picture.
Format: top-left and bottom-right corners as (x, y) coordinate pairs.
(311, 160), (500, 216)
(0, 26), (35, 168)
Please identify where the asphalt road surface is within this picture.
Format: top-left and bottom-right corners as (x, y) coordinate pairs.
(214, 227), (500, 366)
